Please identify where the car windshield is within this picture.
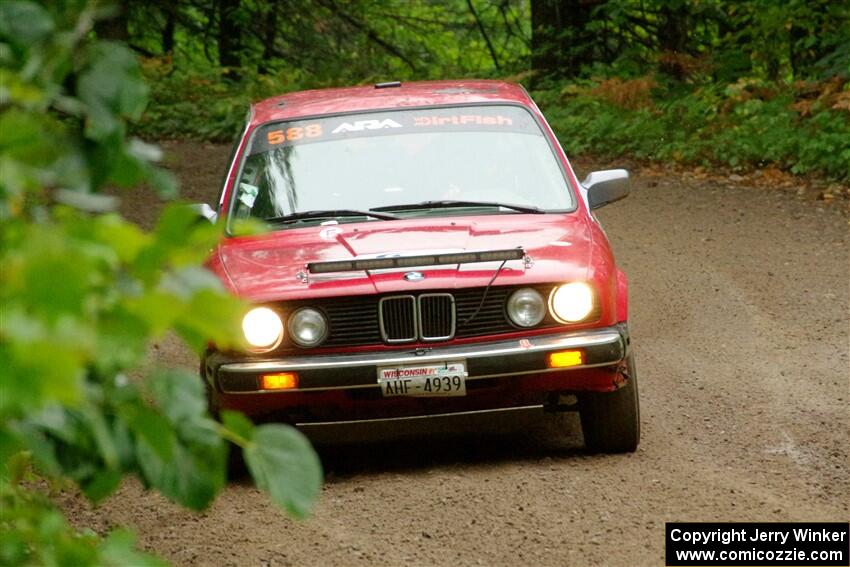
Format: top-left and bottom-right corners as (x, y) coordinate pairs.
(228, 105), (574, 230)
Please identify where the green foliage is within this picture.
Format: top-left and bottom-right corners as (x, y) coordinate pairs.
(1, 1), (322, 564)
(118, 0), (849, 181)
(1, 476), (168, 567)
(132, 0), (531, 141)
(221, 411), (322, 518)
(126, 0), (529, 78)
(533, 0), (850, 82)
(536, 78), (850, 180)
(135, 61), (313, 141)
(717, 0), (850, 82)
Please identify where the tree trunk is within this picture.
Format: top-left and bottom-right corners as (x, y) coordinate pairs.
(162, 7), (176, 54)
(658, 3), (690, 79)
(217, 0), (243, 80)
(94, 3), (129, 41)
(530, 0), (602, 81)
(258, 1), (279, 74)
(531, 0), (560, 78)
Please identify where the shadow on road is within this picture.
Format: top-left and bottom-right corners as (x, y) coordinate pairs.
(297, 407), (587, 479)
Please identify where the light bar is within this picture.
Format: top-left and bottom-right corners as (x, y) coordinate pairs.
(307, 248), (525, 274)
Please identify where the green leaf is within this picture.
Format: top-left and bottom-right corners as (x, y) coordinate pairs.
(124, 291), (184, 337)
(0, 110), (62, 167)
(1, 341), (85, 414)
(92, 214), (151, 263)
(4, 450), (32, 484)
(0, 1), (54, 48)
(80, 468), (122, 503)
(0, 427), (25, 477)
(110, 414), (136, 471)
(53, 188), (119, 213)
(105, 143), (147, 188)
(76, 405), (120, 470)
(159, 266), (223, 299)
(94, 309), (149, 372)
(153, 203), (206, 250)
(77, 43), (148, 141)
(133, 205), (217, 281)
(244, 424), (322, 518)
(10, 422), (62, 477)
(126, 139), (163, 163)
(100, 529), (168, 567)
(220, 410), (254, 444)
(143, 165), (178, 199)
(147, 370), (208, 424)
(134, 430), (225, 511)
(123, 406), (176, 463)
(133, 371), (226, 510)
(174, 289), (244, 352)
(19, 230), (93, 322)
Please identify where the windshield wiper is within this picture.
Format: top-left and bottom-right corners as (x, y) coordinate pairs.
(266, 209), (399, 224)
(371, 200), (544, 214)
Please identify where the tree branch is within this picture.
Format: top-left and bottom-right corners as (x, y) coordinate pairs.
(319, 0), (418, 72)
(466, 0), (500, 69)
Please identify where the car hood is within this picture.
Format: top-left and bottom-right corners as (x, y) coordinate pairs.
(215, 214), (594, 302)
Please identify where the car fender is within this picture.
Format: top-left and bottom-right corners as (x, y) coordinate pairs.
(616, 268), (628, 322)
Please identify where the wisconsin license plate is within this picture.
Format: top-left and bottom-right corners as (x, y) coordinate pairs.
(377, 361), (467, 397)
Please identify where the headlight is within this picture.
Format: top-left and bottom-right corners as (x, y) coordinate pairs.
(287, 307), (328, 347)
(549, 282), (595, 323)
(506, 288), (546, 327)
(242, 307), (283, 350)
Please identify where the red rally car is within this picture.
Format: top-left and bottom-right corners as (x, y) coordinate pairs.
(199, 80), (640, 453)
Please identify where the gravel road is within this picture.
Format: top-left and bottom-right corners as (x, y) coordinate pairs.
(61, 142), (849, 566)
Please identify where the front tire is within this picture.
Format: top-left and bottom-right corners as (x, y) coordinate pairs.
(201, 363), (249, 479)
(578, 352), (640, 453)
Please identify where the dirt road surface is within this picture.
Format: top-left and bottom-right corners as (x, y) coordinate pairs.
(61, 142), (849, 566)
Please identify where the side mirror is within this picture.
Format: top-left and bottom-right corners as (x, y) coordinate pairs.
(582, 169), (630, 210)
(191, 203), (218, 223)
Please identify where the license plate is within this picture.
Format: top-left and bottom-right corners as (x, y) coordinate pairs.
(377, 361), (467, 397)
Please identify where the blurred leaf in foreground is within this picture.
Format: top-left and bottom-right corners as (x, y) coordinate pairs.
(0, 1), (322, 565)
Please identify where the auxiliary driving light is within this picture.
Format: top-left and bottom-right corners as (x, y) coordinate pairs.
(506, 288), (546, 327)
(287, 307), (329, 348)
(242, 307), (284, 350)
(547, 349), (585, 368)
(260, 372), (299, 390)
(549, 282), (595, 323)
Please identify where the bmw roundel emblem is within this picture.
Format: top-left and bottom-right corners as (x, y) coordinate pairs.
(404, 271), (425, 282)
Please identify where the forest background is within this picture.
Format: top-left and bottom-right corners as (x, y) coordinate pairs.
(116, 0), (850, 180)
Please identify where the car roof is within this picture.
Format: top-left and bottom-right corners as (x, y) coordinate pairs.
(250, 80), (535, 125)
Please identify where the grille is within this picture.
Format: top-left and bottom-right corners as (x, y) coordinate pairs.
(379, 296), (418, 343)
(417, 294), (455, 341)
(270, 284), (563, 351)
(454, 286), (515, 338)
(322, 297), (381, 346)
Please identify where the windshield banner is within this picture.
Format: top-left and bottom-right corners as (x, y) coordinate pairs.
(248, 106), (542, 156)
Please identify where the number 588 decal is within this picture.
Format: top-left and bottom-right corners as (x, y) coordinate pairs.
(267, 124), (323, 145)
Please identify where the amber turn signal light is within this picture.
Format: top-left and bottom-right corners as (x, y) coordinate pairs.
(260, 372), (299, 390)
(547, 350), (584, 368)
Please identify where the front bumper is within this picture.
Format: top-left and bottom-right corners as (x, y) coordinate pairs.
(206, 325), (628, 395)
